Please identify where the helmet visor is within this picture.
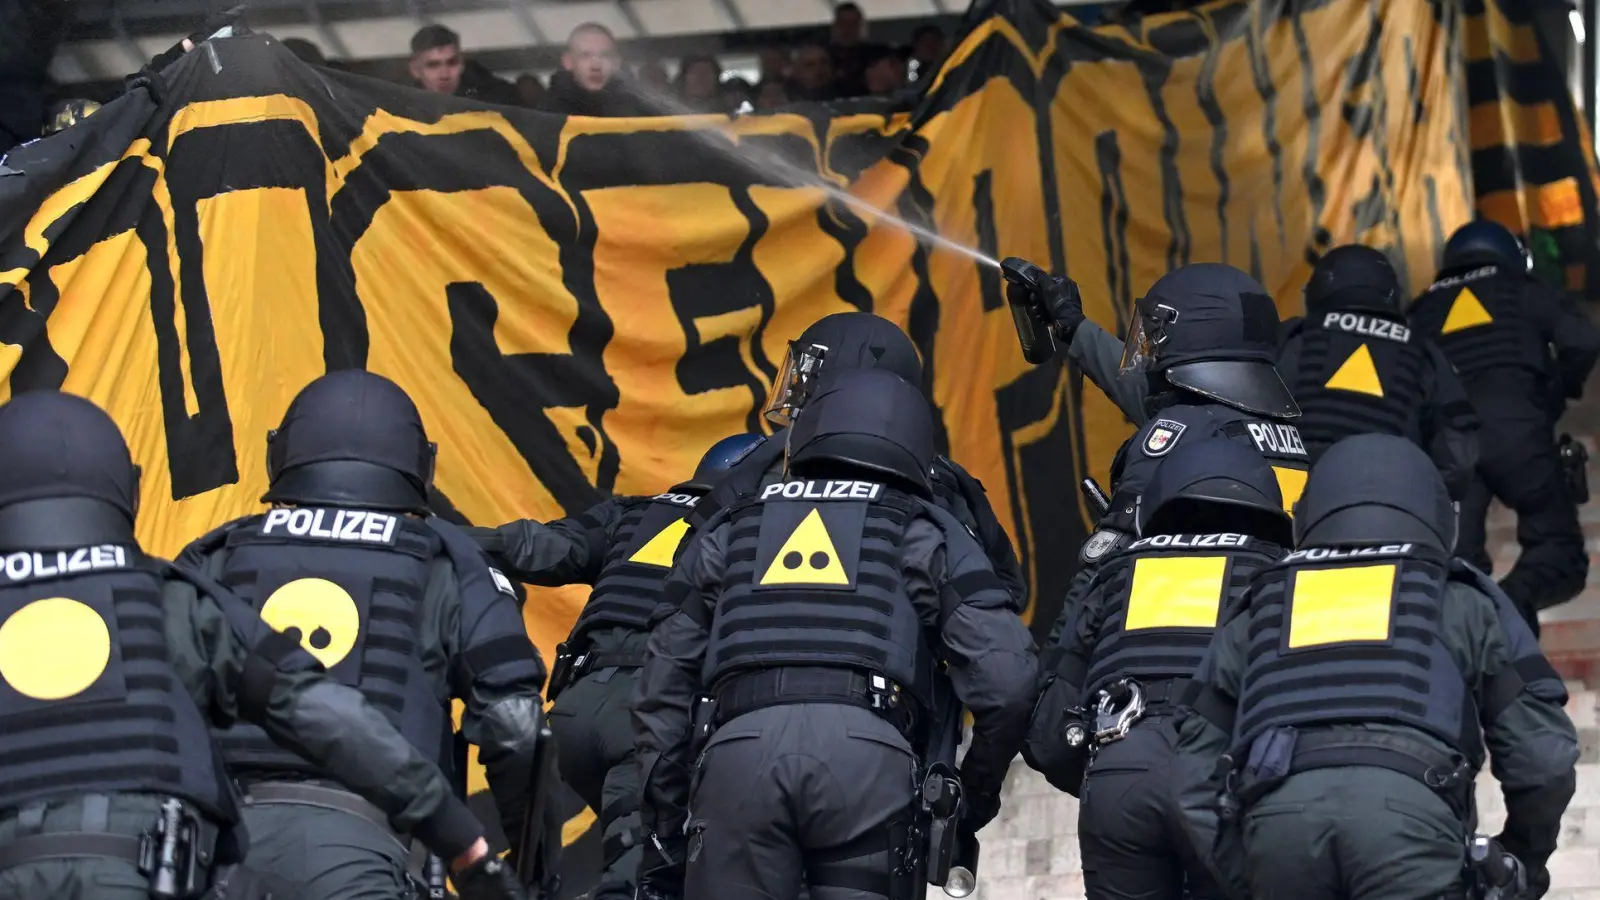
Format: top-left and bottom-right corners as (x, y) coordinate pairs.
(763, 341), (829, 427)
(1118, 301), (1178, 375)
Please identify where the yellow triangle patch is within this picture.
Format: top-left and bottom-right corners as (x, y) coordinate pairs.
(1324, 343), (1384, 397)
(628, 518), (689, 568)
(758, 508), (849, 586)
(1441, 287), (1493, 334)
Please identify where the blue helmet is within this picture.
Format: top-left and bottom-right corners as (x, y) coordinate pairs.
(1442, 220), (1531, 274)
(685, 433), (765, 490)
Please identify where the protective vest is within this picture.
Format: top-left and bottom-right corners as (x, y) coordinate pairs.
(1233, 542), (1475, 761)
(702, 478), (936, 707)
(0, 544), (234, 819)
(1291, 311), (1429, 451)
(1122, 405), (1311, 521)
(1411, 267), (1549, 382)
(1084, 533), (1283, 701)
(210, 507), (447, 776)
(571, 486), (705, 646)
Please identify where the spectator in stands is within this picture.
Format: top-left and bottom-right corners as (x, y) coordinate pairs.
(676, 54), (723, 112)
(864, 46), (907, 97)
(409, 25), (520, 105)
(759, 47), (791, 85)
(720, 77), (755, 114)
(541, 23), (648, 116)
(789, 42), (835, 101)
(515, 73), (545, 107)
(828, 2), (871, 96)
(638, 60), (670, 91)
(755, 78), (790, 112)
(909, 24), (946, 82)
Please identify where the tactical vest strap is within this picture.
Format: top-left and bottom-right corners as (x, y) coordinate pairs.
(0, 832), (144, 871)
(711, 666), (916, 739)
(240, 630), (302, 722)
(243, 781), (406, 847)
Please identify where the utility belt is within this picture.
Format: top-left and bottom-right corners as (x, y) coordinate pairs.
(547, 641), (647, 702)
(694, 667), (918, 752)
(0, 796), (219, 899)
(1069, 677), (1188, 752)
(241, 780), (405, 848)
(1217, 727), (1475, 823)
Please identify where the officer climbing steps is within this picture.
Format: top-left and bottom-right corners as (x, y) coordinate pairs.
(1440, 287), (1495, 334)
(758, 509), (851, 587)
(627, 518), (689, 568)
(1324, 344), (1385, 397)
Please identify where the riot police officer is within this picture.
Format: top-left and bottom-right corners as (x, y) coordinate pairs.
(464, 433), (763, 900)
(632, 368), (1038, 900)
(1024, 437), (1290, 900)
(1410, 220), (1600, 628)
(1276, 244), (1480, 498)
(0, 391), (523, 900)
(1173, 433), (1578, 900)
(179, 372), (545, 900)
(682, 311), (1027, 608)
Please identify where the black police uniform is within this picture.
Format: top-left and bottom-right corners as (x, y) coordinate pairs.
(0, 392), (517, 900)
(1024, 438), (1291, 900)
(684, 312), (1028, 608)
(632, 369), (1038, 900)
(1276, 245), (1480, 498)
(1174, 434), (1579, 900)
(465, 434), (762, 900)
(1409, 222), (1600, 625)
(180, 373), (543, 900)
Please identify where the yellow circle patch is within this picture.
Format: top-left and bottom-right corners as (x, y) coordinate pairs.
(260, 578), (361, 669)
(0, 597), (112, 700)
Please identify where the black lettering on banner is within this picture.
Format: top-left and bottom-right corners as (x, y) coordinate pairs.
(1095, 131), (1133, 335)
(971, 171), (1003, 312)
(1244, 16), (1288, 249)
(1196, 7), (1234, 263)
(1291, 6), (1331, 263)
(822, 125), (901, 313)
(1144, 16), (1201, 271)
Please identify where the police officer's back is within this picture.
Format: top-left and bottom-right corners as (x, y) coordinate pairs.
(180, 372), (542, 900)
(1025, 438), (1290, 900)
(0, 391), (521, 900)
(684, 311), (1028, 608)
(1410, 220), (1600, 626)
(1174, 434), (1578, 900)
(631, 369), (1038, 900)
(1277, 244), (1480, 498)
(465, 433), (761, 900)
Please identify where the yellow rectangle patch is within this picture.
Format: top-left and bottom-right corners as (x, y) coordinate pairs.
(1272, 466), (1308, 514)
(1287, 564), (1397, 649)
(1125, 555), (1228, 631)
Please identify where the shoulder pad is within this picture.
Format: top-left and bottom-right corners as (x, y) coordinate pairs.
(177, 518), (253, 566)
(935, 456), (987, 494)
(911, 497), (981, 544)
(152, 556), (233, 602)
(425, 516), (517, 597)
(1448, 560), (1567, 704)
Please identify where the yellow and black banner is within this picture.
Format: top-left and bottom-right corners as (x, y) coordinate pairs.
(0, 0), (1592, 891)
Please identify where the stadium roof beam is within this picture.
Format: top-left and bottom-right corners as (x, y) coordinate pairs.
(303, 0), (353, 58)
(504, 0), (550, 47)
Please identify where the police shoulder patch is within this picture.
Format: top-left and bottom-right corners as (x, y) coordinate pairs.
(1079, 529), (1122, 563)
(1142, 419), (1187, 457)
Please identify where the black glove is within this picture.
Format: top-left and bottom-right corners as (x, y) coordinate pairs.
(1005, 274), (1085, 341)
(960, 791), (1001, 833)
(453, 855), (527, 900)
(1492, 833), (1549, 900)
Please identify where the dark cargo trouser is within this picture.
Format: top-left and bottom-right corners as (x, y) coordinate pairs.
(0, 793), (295, 900)
(1079, 717), (1223, 900)
(685, 703), (918, 900)
(241, 801), (414, 900)
(549, 667), (644, 900)
(1242, 767), (1465, 900)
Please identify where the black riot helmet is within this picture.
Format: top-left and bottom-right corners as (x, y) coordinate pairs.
(262, 371), (437, 515)
(785, 368), (936, 497)
(1441, 219), (1531, 275)
(683, 433), (765, 491)
(763, 312), (923, 427)
(0, 391), (142, 551)
(1119, 263), (1300, 419)
(1136, 436), (1292, 546)
(1293, 433), (1456, 553)
(1304, 245), (1402, 316)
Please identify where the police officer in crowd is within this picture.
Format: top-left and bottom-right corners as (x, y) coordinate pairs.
(1173, 433), (1578, 900)
(682, 311), (1027, 608)
(1410, 220), (1600, 630)
(1025, 438), (1291, 900)
(178, 372), (544, 900)
(1277, 244), (1480, 499)
(464, 433), (763, 900)
(1007, 262), (1307, 638)
(632, 368), (1038, 900)
(0, 391), (523, 900)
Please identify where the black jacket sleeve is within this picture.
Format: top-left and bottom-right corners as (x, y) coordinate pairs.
(162, 563), (485, 861)
(933, 456), (1028, 611)
(471, 497), (626, 586)
(1420, 343), (1481, 500)
(1527, 281), (1600, 399)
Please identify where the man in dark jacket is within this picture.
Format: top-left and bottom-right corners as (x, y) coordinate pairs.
(538, 23), (651, 117)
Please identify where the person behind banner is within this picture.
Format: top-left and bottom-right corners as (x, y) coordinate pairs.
(178, 372), (543, 900)
(680, 311), (1027, 611)
(1172, 434), (1577, 900)
(0, 391), (518, 900)
(1024, 437), (1291, 900)
(463, 432), (763, 900)
(1408, 220), (1600, 631)
(631, 368), (1037, 900)
(1276, 244), (1480, 499)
